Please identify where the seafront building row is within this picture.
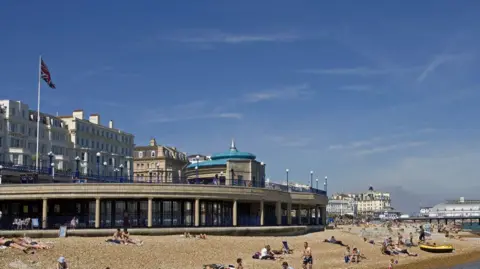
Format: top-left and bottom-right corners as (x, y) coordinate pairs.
(0, 100), (135, 178)
(327, 186), (392, 217)
(0, 99), (329, 230)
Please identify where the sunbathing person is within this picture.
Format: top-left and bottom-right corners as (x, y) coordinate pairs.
(351, 247), (366, 262)
(260, 245), (275, 260)
(14, 237), (51, 250)
(0, 237), (31, 253)
(381, 244), (394, 256)
(363, 237), (375, 245)
(122, 228), (143, 245)
(199, 233), (207, 239)
(323, 236), (346, 246)
(393, 244), (418, 257)
(57, 256), (69, 269)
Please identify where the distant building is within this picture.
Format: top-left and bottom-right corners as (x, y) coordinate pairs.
(327, 199), (355, 216)
(331, 186), (391, 216)
(420, 207), (432, 217)
(188, 154), (209, 164)
(428, 197), (480, 218)
(133, 138), (188, 183)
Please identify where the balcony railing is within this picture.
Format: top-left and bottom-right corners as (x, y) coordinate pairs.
(0, 162), (327, 195)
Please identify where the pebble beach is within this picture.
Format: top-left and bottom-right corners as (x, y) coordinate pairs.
(1, 228), (479, 269)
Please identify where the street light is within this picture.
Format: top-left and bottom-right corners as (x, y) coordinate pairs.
(0, 165), (3, 185)
(114, 168), (119, 181)
(316, 178), (319, 190)
(119, 164), (124, 181)
(48, 151), (54, 176)
(51, 162), (55, 180)
(286, 168), (289, 192)
(195, 166), (199, 184)
(310, 171), (313, 191)
(103, 161), (107, 179)
(96, 152), (101, 179)
(75, 156), (80, 178)
(324, 176), (328, 194)
(156, 163), (160, 182)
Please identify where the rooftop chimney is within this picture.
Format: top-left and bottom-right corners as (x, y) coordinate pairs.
(89, 114), (100, 125)
(72, 110), (84, 120)
(108, 120), (114, 129)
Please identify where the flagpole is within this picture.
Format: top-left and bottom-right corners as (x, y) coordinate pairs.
(36, 55), (42, 172)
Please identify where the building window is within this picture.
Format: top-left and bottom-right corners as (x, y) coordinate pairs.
(138, 152), (143, 158)
(151, 151), (155, 157)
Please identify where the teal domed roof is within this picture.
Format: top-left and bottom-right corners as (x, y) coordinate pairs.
(186, 140), (256, 168)
(210, 140), (256, 160)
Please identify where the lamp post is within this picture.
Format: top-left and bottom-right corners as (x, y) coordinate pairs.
(119, 164), (124, 181)
(286, 168), (289, 192)
(149, 169), (153, 183)
(103, 161), (107, 179)
(0, 165), (3, 185)
(156, 163), (160, 182)
(220, 171), (223, 185)
(48, 151), (54, 175)
(114, 168), (119, 181)
(195, 166), (199, 184)
(51, 162), (55, 181)
(96, 152), (101, 179)
(316, 178), (319, 190)
(310, 170), (313, 191)
(75, 156), (80, 178)
(324, 176), (328, 194)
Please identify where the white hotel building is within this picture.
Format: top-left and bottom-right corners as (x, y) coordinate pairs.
(0, 100), (134, 178)
(59, 110), (134, 178)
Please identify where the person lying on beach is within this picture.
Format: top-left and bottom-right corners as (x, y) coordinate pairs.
(13, 237), (51, 250)
(0, 237), (33, 253)
(323, 236), (346, 246)
(393, 244), (417, 257)
(106, 228), (125, 244)
(381, 244), (394, 256)
(260, 245), (276, 260)
(363, 237), (375, 245)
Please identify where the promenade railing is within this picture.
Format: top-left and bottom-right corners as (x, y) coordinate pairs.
(0, 162), (326, 195)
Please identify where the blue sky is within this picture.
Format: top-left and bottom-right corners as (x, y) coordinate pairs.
(2, 1), (480, 204)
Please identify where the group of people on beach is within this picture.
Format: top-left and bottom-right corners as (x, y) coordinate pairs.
(106, 228), (143, 246)
(0, 236), (51, 254)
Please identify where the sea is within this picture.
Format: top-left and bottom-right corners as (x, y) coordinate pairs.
(451, 261), (480, 269)
(462, 223), (480, 232)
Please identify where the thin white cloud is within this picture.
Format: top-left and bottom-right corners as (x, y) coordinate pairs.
(354, 141), (426, 156)
(268, 135), (311, 147)
(328, 128), (435, 151)
(144, 100), (242, 123)
(147, 113), (243, 123)
(417, 53), (472, 83)
(244, 84), (311, 103)
(299, 66), (420, 76)
(166, 30), (298, 44)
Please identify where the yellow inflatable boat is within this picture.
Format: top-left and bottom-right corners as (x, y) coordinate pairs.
(419, 244), (454, 253)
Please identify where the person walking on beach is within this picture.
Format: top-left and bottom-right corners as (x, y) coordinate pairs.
(236, 258), (243, 269)
(419, 226), (425, 242)
(302, 242), (313, 269)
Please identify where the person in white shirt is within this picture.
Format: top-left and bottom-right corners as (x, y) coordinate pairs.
(260, 245), (275, 260)
(282, 261), (294, 269)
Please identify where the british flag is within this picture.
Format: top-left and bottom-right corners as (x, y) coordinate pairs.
(41, 59), (56, 89)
